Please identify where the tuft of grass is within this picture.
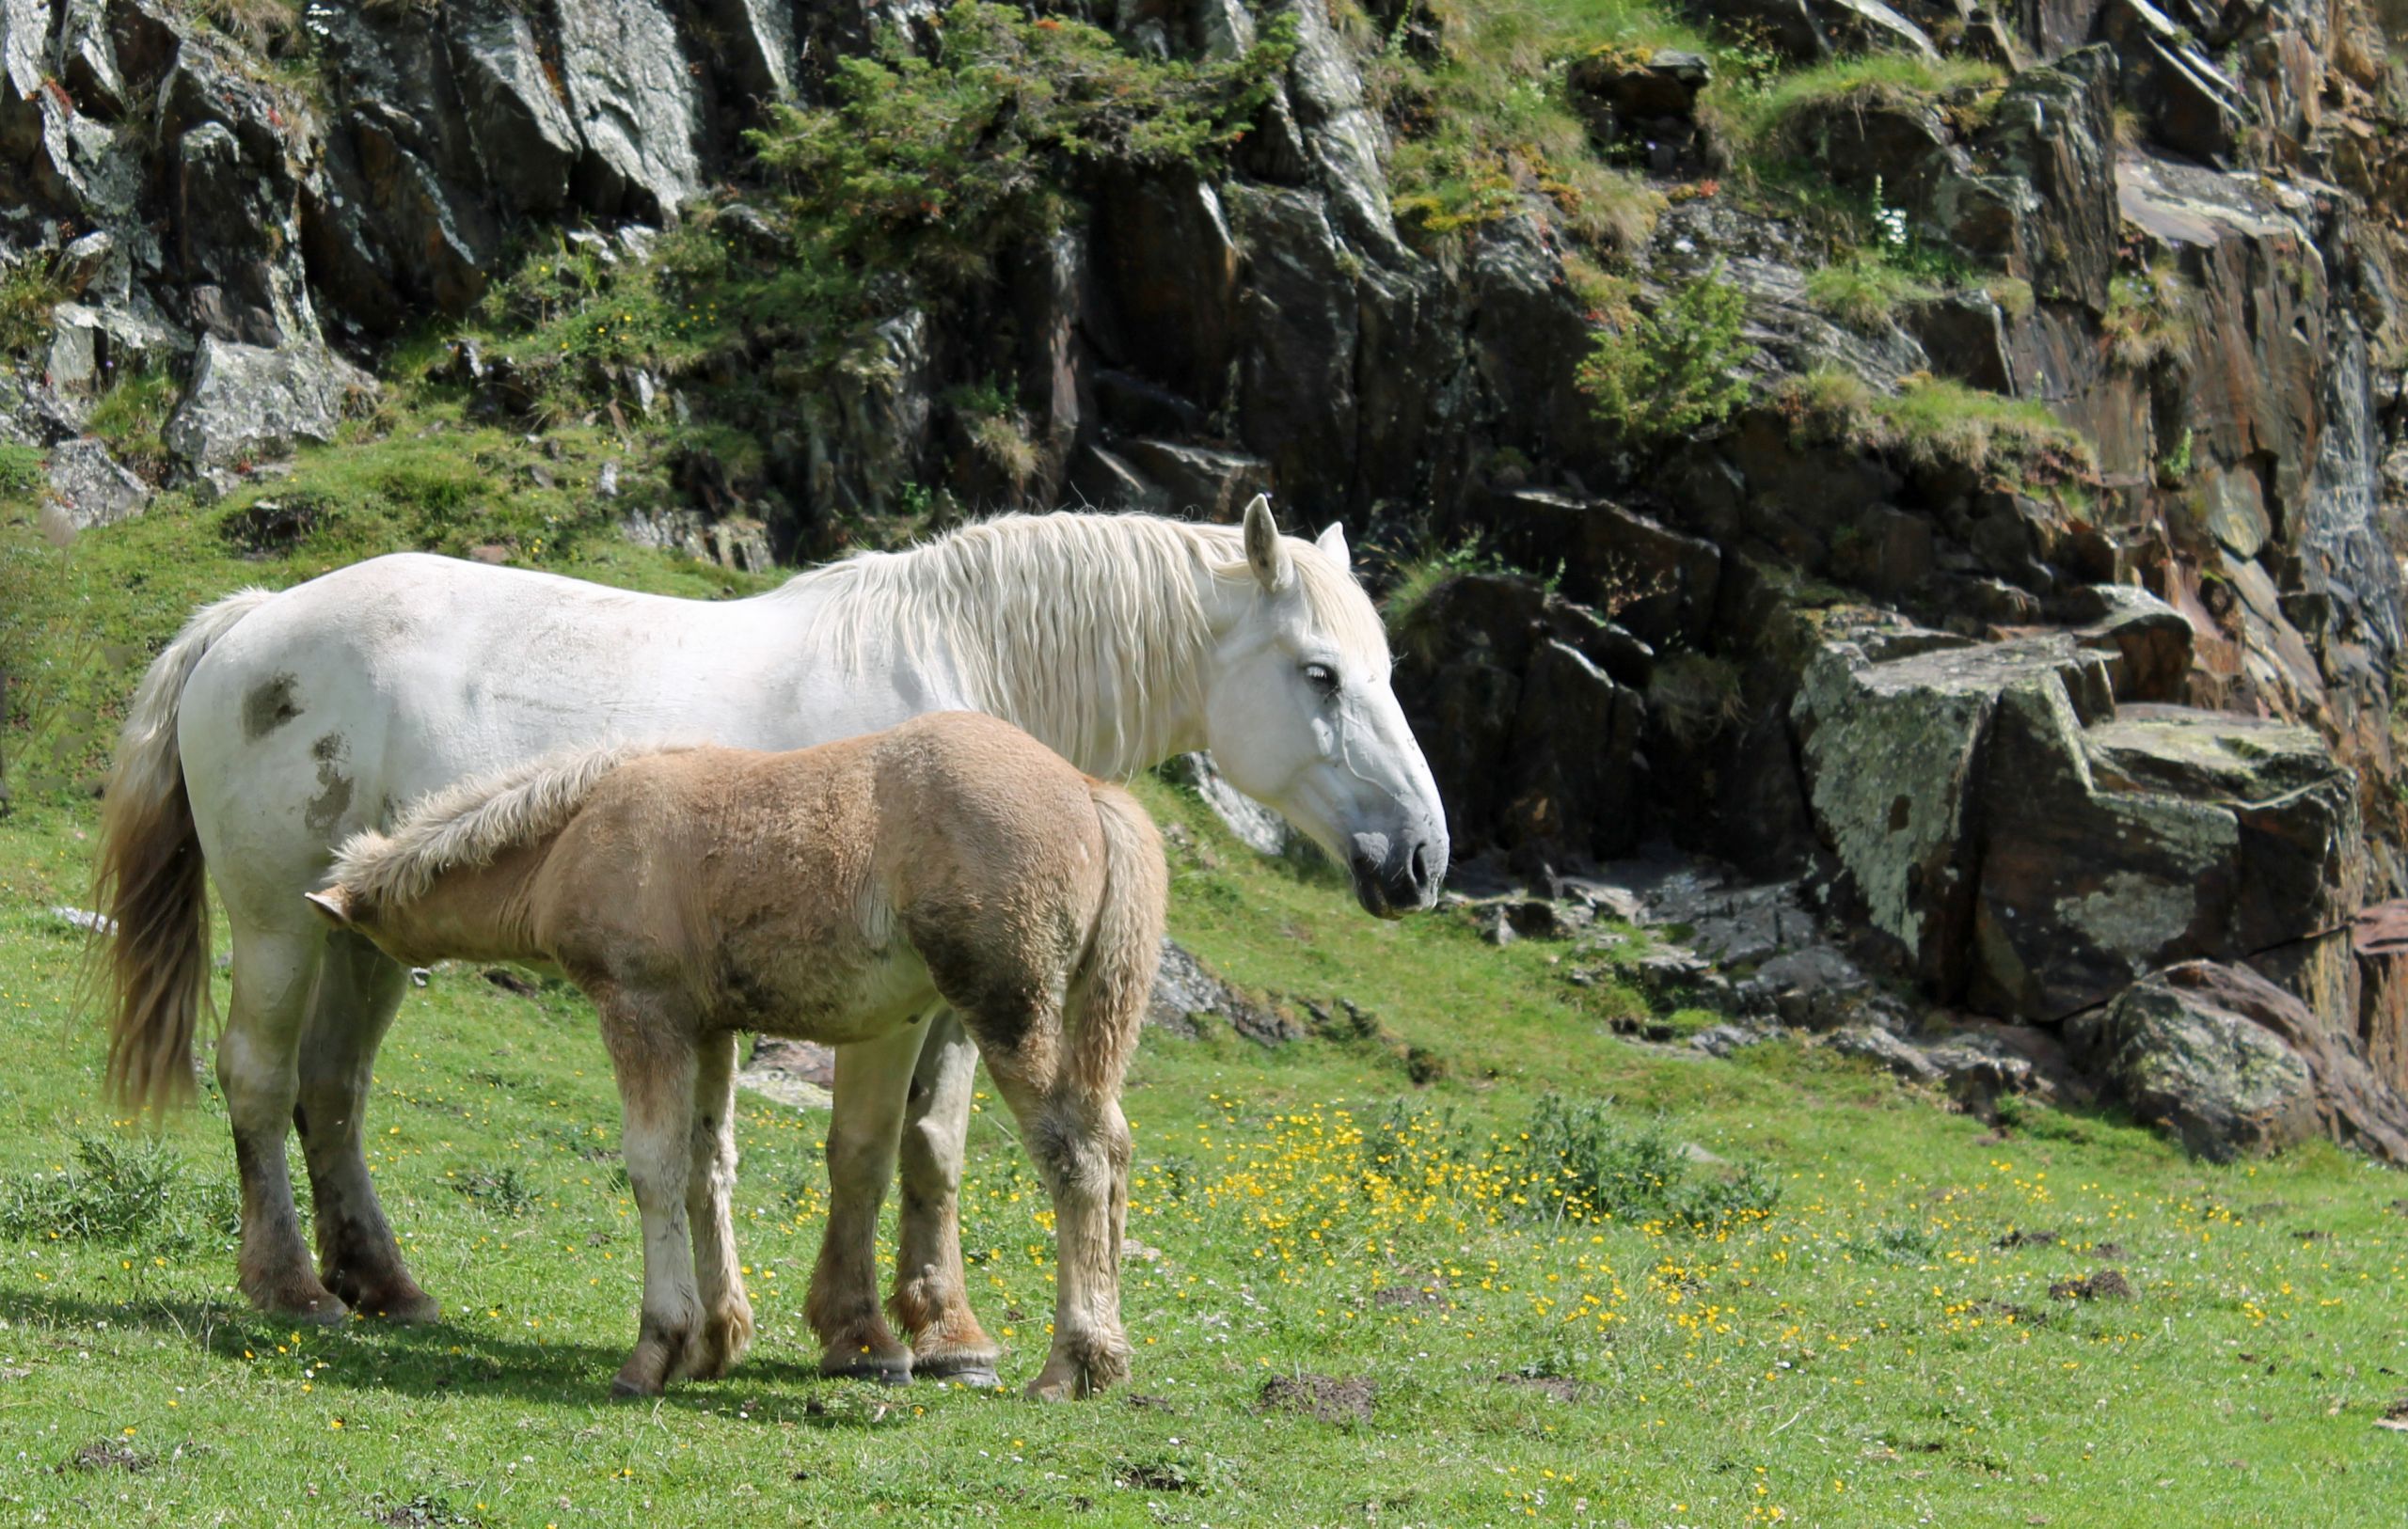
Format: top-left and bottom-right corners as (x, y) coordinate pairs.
(1776, 366), (2090, 481)
(1804, 252), (1940, 328)
(84, 365), (182, 475)
(1376, 0), (1681, 253)
(0, 1134), (233, 1249)
(2101, 263), (2194, 370)
(0, 260), (65, 357)
(1715, 52), (2003, 156)
(1379, 533), (1519, 629)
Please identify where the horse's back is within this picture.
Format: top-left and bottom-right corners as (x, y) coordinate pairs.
(172, 555), (785, 922)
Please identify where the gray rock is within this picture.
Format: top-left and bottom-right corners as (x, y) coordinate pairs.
(555, 0), (704, 217)
(166, 339), (372, 467)
(1829, 1024), (1941, 1083)
(40, 437), (148, 535)
(1148, 937), (1296, 1045)
(1162, 751), (1290, 859)
(2071, 962), (2327, 1161)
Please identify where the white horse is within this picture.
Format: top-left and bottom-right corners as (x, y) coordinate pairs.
(95, 497), (1447, 1387)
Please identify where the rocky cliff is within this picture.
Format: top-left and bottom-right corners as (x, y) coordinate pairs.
(8, 0), (2408, 1160)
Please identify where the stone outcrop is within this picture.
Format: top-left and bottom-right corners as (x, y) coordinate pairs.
(2069, 961), (2408, 1161)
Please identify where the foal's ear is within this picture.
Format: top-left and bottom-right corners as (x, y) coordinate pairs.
(1242, 494), (1292, 593)
(303, 888), (355, 927)
(1315, 521), (1349, 570)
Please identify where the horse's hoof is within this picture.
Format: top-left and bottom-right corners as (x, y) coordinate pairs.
(821, 1359), (911, 1386)
(351, 1289), (441, 1324)
(922, 1365), (1002, 1390)
(911, 1354), (1002, 1390)
(609, 1376), (660, 1401)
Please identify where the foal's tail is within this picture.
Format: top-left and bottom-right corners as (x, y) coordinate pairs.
(95, 587), (275, 1114)
(1068, 781), (1169, 1096)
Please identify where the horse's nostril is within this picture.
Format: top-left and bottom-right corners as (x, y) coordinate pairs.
(1408, 842), (1429, 889)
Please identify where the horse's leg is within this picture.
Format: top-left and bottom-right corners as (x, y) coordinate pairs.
(806, 1025), (919, 1383)
(294, 933), (437, 1321)
(219, 922), (347, 1321)
(888, 1011), (1001, 1388)
(683, 1030), (753, 1379)
(985, 1061), (1133, 1400)
(598, 992), (704, 1398)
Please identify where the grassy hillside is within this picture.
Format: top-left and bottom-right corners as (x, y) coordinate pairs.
(4, 406), (2406, 1521)
(1, 720), (2405, 1523)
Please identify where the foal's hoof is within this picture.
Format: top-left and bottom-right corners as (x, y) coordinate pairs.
(821, 1357), (912, 1387)
(911, 1351), (1003, 1390)
(610, 1374), (663, 1401)
(920, 1364), (1002, 1391)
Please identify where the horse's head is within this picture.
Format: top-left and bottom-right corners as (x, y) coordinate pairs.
(1202, 497), (1449, 918)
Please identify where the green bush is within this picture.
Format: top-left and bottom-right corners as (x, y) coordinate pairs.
(1520, 1093), (1781, 1231)
(749, 3), (1291, 348)
(0, 1134), (235, 1247)
(1578, 261), (1755, 444)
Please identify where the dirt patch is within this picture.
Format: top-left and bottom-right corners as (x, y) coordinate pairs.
(63, 1439), (152, 1474)
(1257, 1373), (1375, 1425)
(2378, 1396), (2408, 1432)
(1969, 1298), (2044, 1326)
(1117, 1457), (1207, 1492)
(2091, 1241), (2127, 1259)
(1993, 1228), (2059, 1250)
(1372, 1282), (1450, 1309)
(483, 968), (541, 998)
(1121, 1393), (1176, 1411)
(1497, 1373), (1589, 1402)
(2291, 1228), (2333, 1243)
(2049, 1269), (2134, 1302)
(367, 1496), (483, 1528)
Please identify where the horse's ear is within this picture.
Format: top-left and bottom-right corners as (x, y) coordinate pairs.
(1315, 521), (1349, 570)
(304, 888), (354, 927)
(1242, 494), (1292, 593)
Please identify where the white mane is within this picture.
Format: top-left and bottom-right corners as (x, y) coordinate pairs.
(330, 741), (695, 910)
(782, 512), (1387, 779)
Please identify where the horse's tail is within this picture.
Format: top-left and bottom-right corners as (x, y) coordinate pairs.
(324, 740), (689, 919)
(95, 587), (275, 1114)
(1067, 780), (1168, 1098)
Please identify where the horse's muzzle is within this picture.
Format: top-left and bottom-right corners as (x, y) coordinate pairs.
(1349, 832), (1446, 920)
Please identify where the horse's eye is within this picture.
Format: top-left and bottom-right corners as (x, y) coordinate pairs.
(1303, 663), (1339, 697)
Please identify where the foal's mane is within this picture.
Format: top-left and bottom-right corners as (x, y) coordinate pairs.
(330, 742), (695, 910)
(782, 512), (1386, 779)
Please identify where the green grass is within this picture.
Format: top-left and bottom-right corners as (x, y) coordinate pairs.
(1803, 253), (1940, 329)
(1373, 0), (1678, 252)
(84, 366), (182, 475)
(1776, 366), (2093, 483)
(1714, 53), (2004, 158)
(2101, 264), (2194, 371)
(2, 751), (2406, 1524)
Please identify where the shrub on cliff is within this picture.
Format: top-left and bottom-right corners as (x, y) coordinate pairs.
(748, 3), (1291, 345)
(1578, 261), (1756, 445)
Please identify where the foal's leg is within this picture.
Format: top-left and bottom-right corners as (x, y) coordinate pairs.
(295, 933), (437, 1321)
(220, 922), (348, 1321)
(889, 1012), (1002, 1387)
(599, 996), (705, 1398)
(805, 1025), (919, 1383)
(684, 1030), (753, 1379)
(984, 1061), (1135, 1401)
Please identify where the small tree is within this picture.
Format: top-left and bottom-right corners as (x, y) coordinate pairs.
(1577, 260), (1754, 446)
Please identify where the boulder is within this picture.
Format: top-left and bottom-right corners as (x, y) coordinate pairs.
(553, 0), (705, 217)
(1148, 938), (1297, 1045)
(1793, 632), (2113, 992)
(1797, 624), (2365, 1022)
(39, 436), (148, 536)
(2070, 961), (2408, 1163)
(1162, 751), (1291, 859)
(166, 339), (373, 467)
(1393, 575), (1649, 868)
